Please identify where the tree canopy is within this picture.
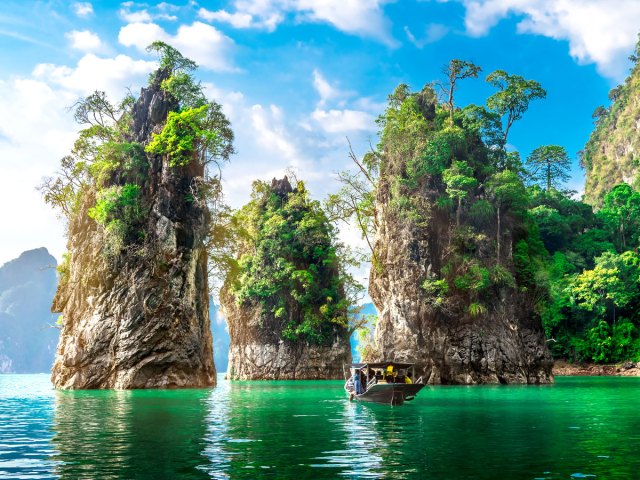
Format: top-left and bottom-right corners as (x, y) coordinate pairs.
(526, 145), (572, 190)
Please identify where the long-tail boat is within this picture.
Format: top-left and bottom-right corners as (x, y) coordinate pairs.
(343, 361), (425, 406)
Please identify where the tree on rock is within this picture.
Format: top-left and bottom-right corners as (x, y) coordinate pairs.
(486, 70), (546, 144)
(526, 145), (571, 191)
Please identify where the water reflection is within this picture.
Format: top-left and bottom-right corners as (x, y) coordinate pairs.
(320, 401), (385, 477)
(16, 377), (639, 479)
(52, 389), (213, 479)
(210, 381), (344, 478)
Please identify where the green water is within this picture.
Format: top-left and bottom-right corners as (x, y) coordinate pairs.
(1, 375), (639, 479)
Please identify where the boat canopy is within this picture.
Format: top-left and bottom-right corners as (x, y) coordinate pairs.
(349, 361), (414, 370)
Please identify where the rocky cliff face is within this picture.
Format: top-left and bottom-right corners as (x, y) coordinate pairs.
(51, 69), (215, 389)
(221, 177), (351, 380)
(365, 85), (553, 385)
(583, 53), (640, 204)
(221, 287), (351, 380)
(369, 203), (553, 384)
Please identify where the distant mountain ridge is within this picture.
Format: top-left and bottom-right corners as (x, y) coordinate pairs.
(0, 248), (58, 373)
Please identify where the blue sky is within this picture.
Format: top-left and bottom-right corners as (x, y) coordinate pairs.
(0, 0), (638, 270)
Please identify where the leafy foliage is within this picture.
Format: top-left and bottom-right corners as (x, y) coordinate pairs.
(531, 183), (640, 363)
(227, 180), (358, 344)
(486, 70), (546, 143)
(41, 43), (235, 261)
(526, 145), (571, 190)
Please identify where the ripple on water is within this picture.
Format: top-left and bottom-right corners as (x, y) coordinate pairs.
(0, 376), (640, 478)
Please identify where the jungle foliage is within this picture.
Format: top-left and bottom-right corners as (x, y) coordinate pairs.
(225, 179), (363, 344)
(39, 42), (234, 259)
(332, 57), (640, 364)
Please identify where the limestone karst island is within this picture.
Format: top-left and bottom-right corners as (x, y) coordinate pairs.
(1, 1), (640, 478)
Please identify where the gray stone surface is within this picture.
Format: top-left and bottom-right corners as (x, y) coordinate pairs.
(220, 286), (351, 380)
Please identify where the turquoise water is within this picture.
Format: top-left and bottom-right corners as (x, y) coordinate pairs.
(1, 375), (639, 479)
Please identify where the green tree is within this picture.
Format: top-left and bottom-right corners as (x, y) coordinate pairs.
(228, 179), (360, 344)
(442, 160), (477, 226)
(598, 183), (640, 250)
(486, 70), (546, 144)
(40, 43), (235, 261)
(438, 59), (482, 123)
(526, 145), (572, 190)
(487, 170), (528, 263)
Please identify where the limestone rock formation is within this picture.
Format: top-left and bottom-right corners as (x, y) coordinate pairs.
(221, 177), (352, 380)
(51, 68), (216, 389)
(365, 85), (553, 384)
(369, 206), (554, 384)
(583, 47), (640, 204)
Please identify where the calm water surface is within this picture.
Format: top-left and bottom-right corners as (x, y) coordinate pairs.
(0, 375), (639, 479)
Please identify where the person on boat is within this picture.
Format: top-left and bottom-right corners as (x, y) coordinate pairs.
(352, 369), (363, 395)
(385, 365), (395, 383)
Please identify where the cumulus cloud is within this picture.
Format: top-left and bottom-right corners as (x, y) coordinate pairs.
(118, 22), (237, 72)
(311, 109), (376, 133)
(65, 30), (104, 53)
(198, 0), (396, 45)
(0, 78), (76, 265)
(33, 54), (155, 98)
(72, 2), (93, 18)
(198, 8), (254, 29)
(310, 70), (376, 132)
(456, 0), (640, 80)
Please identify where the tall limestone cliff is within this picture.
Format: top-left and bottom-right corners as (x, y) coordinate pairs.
(220, 177), (352, 379)
(583, 42), (640, 204)
(364, 84), (553, 384)
(47, 45), (231, 389)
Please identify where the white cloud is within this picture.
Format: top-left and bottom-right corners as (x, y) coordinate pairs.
(118, 22), (237, 72)
(457, 0), (640, 80)
(198, 0), (396, 45)
(198, 8), (254, 29)
(119, 8), (153, 23)
(157, 2), (180, 12)
(312, 69), (344, 107)
(0, 79), (76, 266)
(0, 50), (163, 265)
(309, 70), (376, 133)
(65, 30), (104, 53)
(404, 23), (449, 48)
(72, 2), (93, 18)
(251, 104), (300, 162)
(297, 0), (395, 45)
(311, 108), (376, 133)
(33, 54), (155, 98)
(118, 22), (167, 52)
(199, 79), (376, 215)
(119, 5), (178, 23)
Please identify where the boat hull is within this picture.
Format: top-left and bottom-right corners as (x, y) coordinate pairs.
(351, 383), (425, 406)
